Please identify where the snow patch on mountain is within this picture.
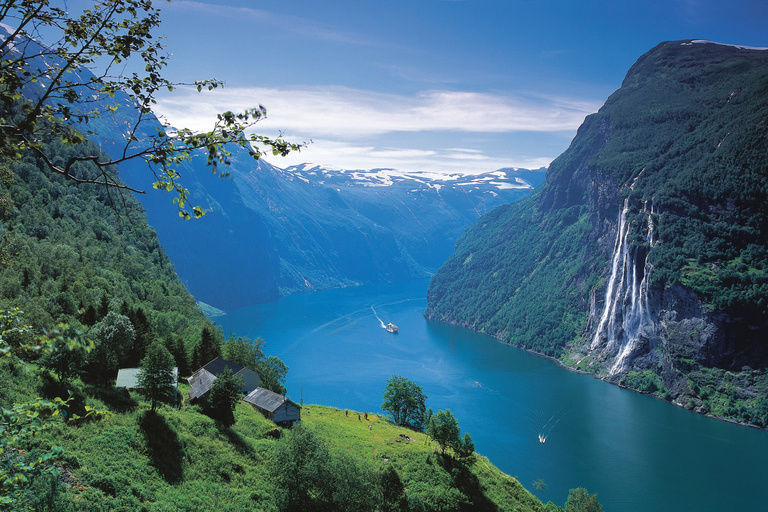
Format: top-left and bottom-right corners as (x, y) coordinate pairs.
(280, 163), (547, 192)
(688, 40), (768, 51)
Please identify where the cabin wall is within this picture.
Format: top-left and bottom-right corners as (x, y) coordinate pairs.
(274, 404), (301, 424)
(237, 369), (261, 394)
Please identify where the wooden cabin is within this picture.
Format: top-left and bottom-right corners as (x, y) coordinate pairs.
(243, 387), (301, 427)
(188, 357), (260, 402)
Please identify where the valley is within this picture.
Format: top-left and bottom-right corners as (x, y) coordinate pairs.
(2, 1), (768, 509)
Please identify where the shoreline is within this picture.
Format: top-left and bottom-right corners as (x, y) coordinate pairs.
(423, 312), (766, 433)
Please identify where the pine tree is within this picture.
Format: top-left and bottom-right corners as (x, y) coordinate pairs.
(207, 368), (242, 425)
(137, 342), (176, 412)
(196, 326), (222, 368)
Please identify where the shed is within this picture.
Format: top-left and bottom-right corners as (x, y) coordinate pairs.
(187, 357), (260, 402)
(116, 367), (178, 389)
(243, 387), (301, 427)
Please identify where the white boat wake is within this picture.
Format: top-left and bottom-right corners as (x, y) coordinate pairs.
(533, 409), (564, 444)
(370, 306), (387, 329)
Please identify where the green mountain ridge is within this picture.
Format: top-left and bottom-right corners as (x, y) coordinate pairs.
(425, 40), (768, 427)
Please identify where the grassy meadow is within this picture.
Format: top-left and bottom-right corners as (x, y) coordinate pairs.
(9, 366), (555, 511)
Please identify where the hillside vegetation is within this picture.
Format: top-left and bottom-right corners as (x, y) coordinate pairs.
(8, 370), (560, 512)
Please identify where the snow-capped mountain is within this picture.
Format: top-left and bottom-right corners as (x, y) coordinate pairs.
(282, 164), (544, 192)
(120, 152), (545, 310)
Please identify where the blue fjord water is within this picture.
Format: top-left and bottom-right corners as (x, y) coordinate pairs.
(217, 279), (768, 511)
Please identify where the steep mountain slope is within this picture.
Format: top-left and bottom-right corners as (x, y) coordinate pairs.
(425, 40), (768, 426)
(0, 107), (216, 377)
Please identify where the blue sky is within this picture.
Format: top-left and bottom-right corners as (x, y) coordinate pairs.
(132, 1), (768, 173)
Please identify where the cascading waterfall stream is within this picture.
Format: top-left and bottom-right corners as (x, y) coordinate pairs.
(590, 199), (656, 375)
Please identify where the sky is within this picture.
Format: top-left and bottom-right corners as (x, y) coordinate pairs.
(85, 0), (768, 174)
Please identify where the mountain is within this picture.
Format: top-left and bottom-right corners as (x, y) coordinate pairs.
(114, 151), (544, 311)
(281, 163), (544, 272)
(425, 40), (768, 426)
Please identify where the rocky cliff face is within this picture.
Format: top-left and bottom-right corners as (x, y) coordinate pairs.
(426, 40), (768, 427)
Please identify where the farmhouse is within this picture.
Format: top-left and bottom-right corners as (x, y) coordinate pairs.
(187, 357), (260, 402)
(116, 367), (178, 389)
(243, 387), (301, 427)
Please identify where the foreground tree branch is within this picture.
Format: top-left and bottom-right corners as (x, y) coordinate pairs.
(0, 0), (301, 219)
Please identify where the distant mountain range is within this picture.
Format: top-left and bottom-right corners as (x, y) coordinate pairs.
(120, 156), (544, 310)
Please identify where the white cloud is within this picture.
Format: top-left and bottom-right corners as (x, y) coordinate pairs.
(153, 84), (589, 174)
(443, 151), (490, 161)
(261, 138), (552, 175)
(154, 85), (599, 140)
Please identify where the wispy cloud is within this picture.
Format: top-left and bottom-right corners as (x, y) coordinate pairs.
(166, 1), (377, 47)
(154, 85), (599, 139)
(260, 138), (553, 175)
(153, 84), (591, 174)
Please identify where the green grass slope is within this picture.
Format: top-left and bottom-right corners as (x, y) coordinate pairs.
(10, 368), (554, 512)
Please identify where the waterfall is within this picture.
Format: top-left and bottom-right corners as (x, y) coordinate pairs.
(590, 199), (656, 375)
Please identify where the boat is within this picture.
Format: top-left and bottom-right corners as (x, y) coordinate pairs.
(385, 322), (399, 334)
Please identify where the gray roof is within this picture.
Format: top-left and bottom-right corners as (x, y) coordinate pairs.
(188, 368), (216, 401)
(187, 358), (261, 401)
(202, 357), (245, 377)
(243, 387), (299, 413)
(116, 367), (178, 389)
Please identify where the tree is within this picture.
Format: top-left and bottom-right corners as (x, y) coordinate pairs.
(272, 422), (334, 511)
(38, 324), (91, 383)
(207, 367), (242, 426)
(192, 325), (221, 369)
(167, 334), (189, 377)
(137, 341), (176, 412)
(0, 0), (300, 219)
(222, 334), (265, 371)
(221, 334), (264, 372)
(456, 431), (475, 459)
(272, 422), (378, 512)
(222, 335), (288, 394)
(564, 488), (603, 512)
(123, 305), (155, 367)
(381, 375), (427, 430)
(259, 355), (288, 395)
(0, 309), (102, 505)
(85, 311), (135, 385)
(532, 479), (548, 498)
(426, 409), (460, 455)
